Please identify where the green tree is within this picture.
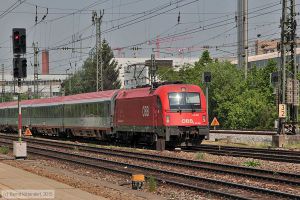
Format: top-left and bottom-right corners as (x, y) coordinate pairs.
(195, 50), (213, 66)
(157, 51), (277, 130)
(64, 39), (121, 95)
(0, 94), (14, 102)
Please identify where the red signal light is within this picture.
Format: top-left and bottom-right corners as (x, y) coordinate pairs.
(14, 34), (19, 40)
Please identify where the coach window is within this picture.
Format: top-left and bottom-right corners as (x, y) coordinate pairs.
(98, 103), (101, 117)
(35, 107), (39, 118)
(82, 104), (87, 117)
(85, 104), (88, 117)
(89, 103), (95, 116)
(39, 107), (43, 118)
(67, 105), (71, 117)
(10, 109), (14, 118)
(79, 104), (83, 117)
(94, 102), (98, 116)
(51, 106), (55, 118)
(39, 107), (42, 118)
(44, 107), (48, 118)
(49, 107), (53, 118)
(102, 102), (108, 117)
(14, 108), (18, 118)
(31, 108), (35, 118)
(81, 103), (86, 117)
(75, 104), (79, 117)
(78, 104), (82, 117)
(88, 103), (92, 116)
(88, 103), (93, 116)
(58, 106), (62, 118)
(23, 108), (27, 118)
(65, 105), (70, 117)
(11, 109), (15, 118)
(41, 107), (45, 118)
(106, 102), (110, 117)
(82, 104), (86, 117)
(71, 104), (75, 117)
(77, 104), (81, 117)
(89, 103), (93, 116)
(99, 103), (102, 117)
(77, 103), (84, 117)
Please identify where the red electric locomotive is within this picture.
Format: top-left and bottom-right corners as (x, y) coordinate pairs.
(114, 83), (209, 149)
(0, 82), (209, 150)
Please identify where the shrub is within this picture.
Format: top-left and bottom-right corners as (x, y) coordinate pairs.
(243, 160), (261, 167)
(195, 152), (205, 160)
(0, 146), (9, 154)
(147, 176), (157, 192)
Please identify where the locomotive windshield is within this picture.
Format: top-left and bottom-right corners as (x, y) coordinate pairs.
(168, 92), (201, 110)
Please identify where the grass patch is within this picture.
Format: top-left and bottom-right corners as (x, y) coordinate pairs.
(195, 152), (205, 160)
(243, 160), (261, 167)
(255, 142), (271, 149)
(73, 146), (79, 152)
(87, 143), (97, 148)
(284, 142), (300, 149)
(0, 146), (9, 154)
(203, 140), (272, 149)
(147, 176), (157, 192)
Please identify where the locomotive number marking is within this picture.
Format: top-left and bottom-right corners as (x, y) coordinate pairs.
(142, 106), (150, 117)
(182, 119), (194, 124)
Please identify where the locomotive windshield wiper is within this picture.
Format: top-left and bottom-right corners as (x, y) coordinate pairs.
(191, 104), (195, 113)
(177, 107), (182, 114)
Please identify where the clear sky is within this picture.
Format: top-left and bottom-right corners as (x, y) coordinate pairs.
(0, 0), (299, 76)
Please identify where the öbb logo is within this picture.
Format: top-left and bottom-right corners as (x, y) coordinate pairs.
(182, 119), (194, 124)
(142, 106), (150, 117)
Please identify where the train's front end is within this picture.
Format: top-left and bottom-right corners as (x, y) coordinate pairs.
(156, 84), (209, 147)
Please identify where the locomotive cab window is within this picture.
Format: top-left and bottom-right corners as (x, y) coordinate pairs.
(168, 92), (201, 110)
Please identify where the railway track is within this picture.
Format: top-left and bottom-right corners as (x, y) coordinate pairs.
(184, 145), (300, 163)
(0, 134), (299, 186)
(0, 135), (300, 199)
(210, 130), (276, 135)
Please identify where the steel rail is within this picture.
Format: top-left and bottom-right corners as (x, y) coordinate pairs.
(186, 145), (300, 163)
(1, 134), (299, 187)
(209, 130), (276, 135)
(0, 140), (299, 200)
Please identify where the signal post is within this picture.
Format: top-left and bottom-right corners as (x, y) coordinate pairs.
(12, 28), (27, 159)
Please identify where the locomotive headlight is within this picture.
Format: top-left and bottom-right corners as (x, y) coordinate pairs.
(202, 115), (206, 123)
(166, 115), (170, 123)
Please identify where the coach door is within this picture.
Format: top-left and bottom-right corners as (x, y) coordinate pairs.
(154, 96), (163, 128)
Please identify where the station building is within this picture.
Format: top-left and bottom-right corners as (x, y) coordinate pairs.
(115, 57), (198, 89)
(231, 48), (300, 68)
(0, 74), (68, 98)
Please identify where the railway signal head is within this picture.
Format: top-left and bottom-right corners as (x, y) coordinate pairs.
(13, 57), (27, 78)
(21, 58), (27, 78)
(203, 72), (212, 83)
(270, 71), (279, 85)
(12, 28), (26, 54)
(13, 59), (20, 78)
